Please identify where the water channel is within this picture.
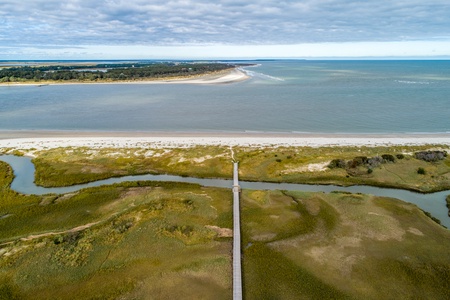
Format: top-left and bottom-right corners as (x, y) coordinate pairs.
(1, 154), (449, 228)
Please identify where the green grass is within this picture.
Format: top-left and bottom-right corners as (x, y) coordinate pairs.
(242, 189), (450, 299)
(5, 144), (448, 192)
(0, 162), (233, 299)
(1, 159), (449, 299)
(235, 145), (450, 192)
(240, 190), (339, 244)
(243, 242), (350, 300)
(31, 146), (233, 187)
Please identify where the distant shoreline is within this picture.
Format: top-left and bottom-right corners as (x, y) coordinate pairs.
(0, 68), (250, 86)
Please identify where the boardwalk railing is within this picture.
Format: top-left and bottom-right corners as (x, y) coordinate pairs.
(232, 162), (242, 300)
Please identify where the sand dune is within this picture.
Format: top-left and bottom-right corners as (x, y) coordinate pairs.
(1, 132), (449, 152)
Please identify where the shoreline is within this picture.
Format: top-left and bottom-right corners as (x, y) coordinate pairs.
(1, 130), (450, 150)
(0, 68), (250, 86)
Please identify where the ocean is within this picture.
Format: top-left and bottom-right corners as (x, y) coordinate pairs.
(1, 60), (449, 134)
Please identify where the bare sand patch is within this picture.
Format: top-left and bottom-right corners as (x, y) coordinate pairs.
(407, 227), (424, 236)
(205, 225), (233, 238)
(282, 162), (330, 174)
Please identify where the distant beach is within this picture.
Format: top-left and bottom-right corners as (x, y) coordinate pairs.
(0, 68), (249, 86)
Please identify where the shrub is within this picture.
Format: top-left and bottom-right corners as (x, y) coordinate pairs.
(382, 154), (396, 163)
(54, 235), (64, 245)
(64, 231), (82, 245)
(347, 156), (368, 168)
(367, 156), (383, 168)
(423, 211), (441, 225)
(415, 151), (447, 162)
(112, 219), (134, 234)
(417, 167), (426, 175)
(328, 159), (346, 169)
(396, 154), (405, 159)
(446, 195), (450, 217)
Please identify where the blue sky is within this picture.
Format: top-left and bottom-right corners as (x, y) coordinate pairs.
(1, 0), (450, 59)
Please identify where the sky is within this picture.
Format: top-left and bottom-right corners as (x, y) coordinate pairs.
(1, 0), (450, 59)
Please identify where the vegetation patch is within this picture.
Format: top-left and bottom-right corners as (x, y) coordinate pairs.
(243, 242), (350, 300)
(4, 144), (449, 192)
(234, 145), (450, 192)
(415, 150), (447, 162)
(446, 195), (450, 217)
(0, 62), (240, 83)
(0, 158), (449, 299)
(30, 146), (233, 187)
(242, 189), (450, 299)
(0, 162), (232, 298)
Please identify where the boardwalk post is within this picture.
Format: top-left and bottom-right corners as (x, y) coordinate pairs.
(232, 162), (242, 300)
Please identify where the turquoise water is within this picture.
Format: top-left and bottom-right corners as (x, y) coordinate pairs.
(0, 60), (449, 133)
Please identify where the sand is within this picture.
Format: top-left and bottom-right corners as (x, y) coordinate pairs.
(0, 68), (249, 86)
(1, 131), (449, 151)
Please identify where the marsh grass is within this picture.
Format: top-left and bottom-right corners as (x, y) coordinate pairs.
(1, 159), (449, 299)
(21, 144), (450, 192)
(32, 146), (233, 187)
(243, 242), (350, 300)
(236, 145), (450, 192)
(242, 189), (450, 299)
(0, 162), (233, 299)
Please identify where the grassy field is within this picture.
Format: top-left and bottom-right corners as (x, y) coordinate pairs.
(4, 144), (449, 192)
(1, 158), (449, 299)
(241, 190), (450, 300)
(235, 145), (450, 192)
(0, 161), (233, 299)
(30, 146), (233, 187)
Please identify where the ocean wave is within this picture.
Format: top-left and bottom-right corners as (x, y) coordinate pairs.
(242, 64), (262, 68)
(395, 80), (430, 85)
(240, 68), (284, 81)
(408, 131), (450, 135)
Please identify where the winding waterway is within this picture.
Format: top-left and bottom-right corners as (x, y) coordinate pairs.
(1, 154), (449, 228)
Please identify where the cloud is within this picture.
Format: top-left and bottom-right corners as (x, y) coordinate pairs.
(0, 0), (449, 56)
(3, 41), (450, 60)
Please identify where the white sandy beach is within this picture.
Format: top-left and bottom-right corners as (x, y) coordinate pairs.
(1, 132), (449, 152)
(159, 68), (250, 84)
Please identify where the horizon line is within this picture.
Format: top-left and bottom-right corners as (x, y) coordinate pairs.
(1, 56), (450, 62)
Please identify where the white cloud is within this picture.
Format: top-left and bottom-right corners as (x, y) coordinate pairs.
(0, 0), (449, 58)
(2, 41), (449, 60)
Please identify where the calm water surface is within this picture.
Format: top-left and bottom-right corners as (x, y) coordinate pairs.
(1, 60), (449, 134)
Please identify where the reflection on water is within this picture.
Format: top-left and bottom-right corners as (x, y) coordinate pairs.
(1, 154), (449, 228)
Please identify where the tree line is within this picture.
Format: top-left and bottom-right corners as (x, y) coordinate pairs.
(0, 62), (236, 83)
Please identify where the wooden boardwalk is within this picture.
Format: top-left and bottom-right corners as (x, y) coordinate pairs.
(232, 162), (242, 300)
